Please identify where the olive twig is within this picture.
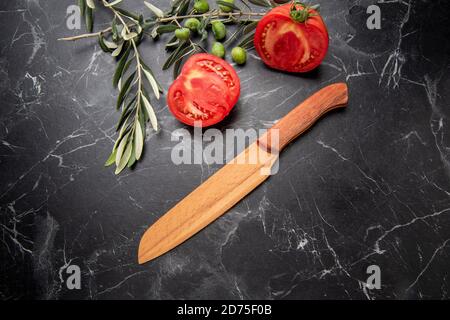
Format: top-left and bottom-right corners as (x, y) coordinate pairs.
(58, 12), (265, 41)
(58, 26), (113, 41)
(157, 11), (265, 23)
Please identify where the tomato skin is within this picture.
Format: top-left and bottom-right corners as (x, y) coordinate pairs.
(254, 4), (329, 73)
(167, 53), (240, 127)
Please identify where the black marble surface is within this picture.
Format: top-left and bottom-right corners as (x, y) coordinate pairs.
(1, 0), (450, 300)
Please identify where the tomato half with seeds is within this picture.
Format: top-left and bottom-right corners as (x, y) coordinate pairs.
(167, 53), (240, 127)
(254, 3), (329, 73)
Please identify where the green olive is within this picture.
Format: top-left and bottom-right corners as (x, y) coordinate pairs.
(231, 46), (247, 65)
(184, 18), (201, 32)
(175, 28), (190, 41)
(211, 21), (227, 41)
(194, 0), (209, 13)
(219, 0), (235, 13)
(211, 42), (225, 58)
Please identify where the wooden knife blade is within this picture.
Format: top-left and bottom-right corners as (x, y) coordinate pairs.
(138, 83), (349, 264)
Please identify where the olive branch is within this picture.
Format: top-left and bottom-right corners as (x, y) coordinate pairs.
(60, 0), (275, 174)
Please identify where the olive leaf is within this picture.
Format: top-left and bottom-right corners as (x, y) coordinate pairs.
(237, 30), (256, 49)
(77, 0), (95, 32)
(225, 20), (257, 46)
(198, 15), (212, 42)
(113, 44), (131, 88)
(165, 36), (180, 50)
(86, 0), (95, 8)
(114, 7), (140, 21)
(177, 0), (191, 16)
(141, 94), (158, 131)
(142, 68), (160, 100)
(104, 0), (124, 8)
(115, 132), (130, 166)
(78, 0), (86, 17)
(111, 41), (124, 57)
(156, 24), (179, 34)
(85, 6), (94, 32)
(135, 121), (144, 160)
(173, 59), (183, 79)
(127, 143), (137, 168)
(238, 0), (252, 10)
(116, 71), (136, 109)
(163, 41), (191, 70)
(115, 138), (133, 174)
(140, 59), (163, 92)
(103, 38), (118, 49)
(144, 1), (164, 18)
(216, 0), (242, 11)
(98, 35), (111, 53)
(247, 0), (274, 7)
(167, 0), (189, 15)
(116, 97), (136, 130)
(104, 149), (117, 167)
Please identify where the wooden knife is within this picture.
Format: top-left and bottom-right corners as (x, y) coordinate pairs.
(138, 83), (349, 264)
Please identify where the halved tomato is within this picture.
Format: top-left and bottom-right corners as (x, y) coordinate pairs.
(254, 3), (329, 73)
(167, 53), (240, 127)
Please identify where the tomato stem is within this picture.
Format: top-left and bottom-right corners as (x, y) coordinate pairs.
(289, 1), (320, 23)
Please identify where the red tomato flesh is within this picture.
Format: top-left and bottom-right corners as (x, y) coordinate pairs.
(167, 54), (240, 127)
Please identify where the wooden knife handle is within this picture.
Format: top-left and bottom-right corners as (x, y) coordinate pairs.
(259, 83), (348, 153)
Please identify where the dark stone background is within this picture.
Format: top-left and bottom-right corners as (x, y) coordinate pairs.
(1, 0), (449, 299)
